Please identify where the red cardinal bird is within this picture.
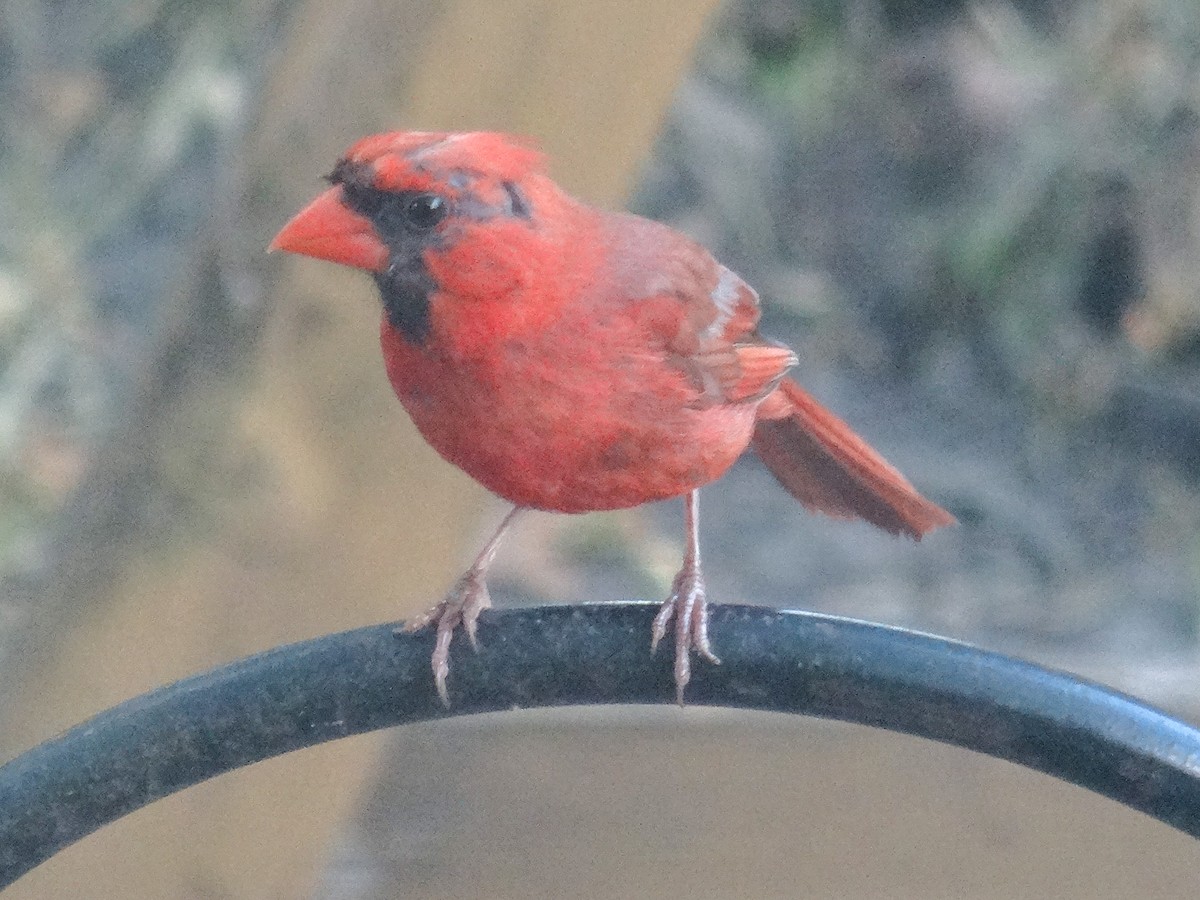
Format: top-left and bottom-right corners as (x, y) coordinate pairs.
(271, 131), (954, 704)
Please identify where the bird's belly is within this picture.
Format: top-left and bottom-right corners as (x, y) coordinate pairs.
(388, 354), (756, 513)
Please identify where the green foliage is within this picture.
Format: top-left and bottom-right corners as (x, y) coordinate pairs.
(738, 0), (1200, 397)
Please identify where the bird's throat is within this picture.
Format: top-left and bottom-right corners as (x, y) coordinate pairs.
(374, 258), (435, 345)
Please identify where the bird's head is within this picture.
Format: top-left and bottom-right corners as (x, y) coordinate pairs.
(270, 131), (547, 343)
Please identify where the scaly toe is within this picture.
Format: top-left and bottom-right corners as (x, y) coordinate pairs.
(690, 593), (721, 665)
(650, 598), (677, 654)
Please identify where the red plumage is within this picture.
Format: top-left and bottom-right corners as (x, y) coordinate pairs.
(271, 130), (953, 704)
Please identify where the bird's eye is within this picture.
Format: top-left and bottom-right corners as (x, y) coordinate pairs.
(404, 193), (447, 230)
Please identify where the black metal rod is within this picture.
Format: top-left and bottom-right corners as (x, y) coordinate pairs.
(1, 602), (1199, 889)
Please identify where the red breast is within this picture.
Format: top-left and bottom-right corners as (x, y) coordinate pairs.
(270, 132), (782, 512)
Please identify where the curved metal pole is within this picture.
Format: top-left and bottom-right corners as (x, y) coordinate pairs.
(1, 603), (1199, 889)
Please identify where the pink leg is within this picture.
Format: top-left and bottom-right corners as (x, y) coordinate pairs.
(403, 506), (523, 705)
(651, 491), (720, 703)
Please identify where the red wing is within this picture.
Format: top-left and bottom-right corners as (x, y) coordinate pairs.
(665, 262), (797, 407)
(683, 342), (797, 405)
(602, 214), (796, 407)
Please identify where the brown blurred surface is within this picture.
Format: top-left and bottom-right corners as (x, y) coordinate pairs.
(333, 710), (1200, 899)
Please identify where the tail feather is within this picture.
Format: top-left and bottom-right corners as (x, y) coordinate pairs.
(752, 379), (954, 539)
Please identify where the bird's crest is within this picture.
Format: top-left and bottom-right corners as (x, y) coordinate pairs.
(337, 132), (546, 196)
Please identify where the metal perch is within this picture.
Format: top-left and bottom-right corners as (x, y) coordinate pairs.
(1, 602), (1198, 889)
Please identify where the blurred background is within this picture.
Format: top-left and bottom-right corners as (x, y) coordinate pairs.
(2, 0), (1200, 896)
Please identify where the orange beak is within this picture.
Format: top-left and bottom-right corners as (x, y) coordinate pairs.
(269, 187), (389, 272)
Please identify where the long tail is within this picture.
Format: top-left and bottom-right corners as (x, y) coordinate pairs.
(752, 379), (955, 539)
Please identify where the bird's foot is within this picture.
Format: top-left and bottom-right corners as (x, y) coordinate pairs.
(401, 568), (491, 706)
(651, 562), (721, 704)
